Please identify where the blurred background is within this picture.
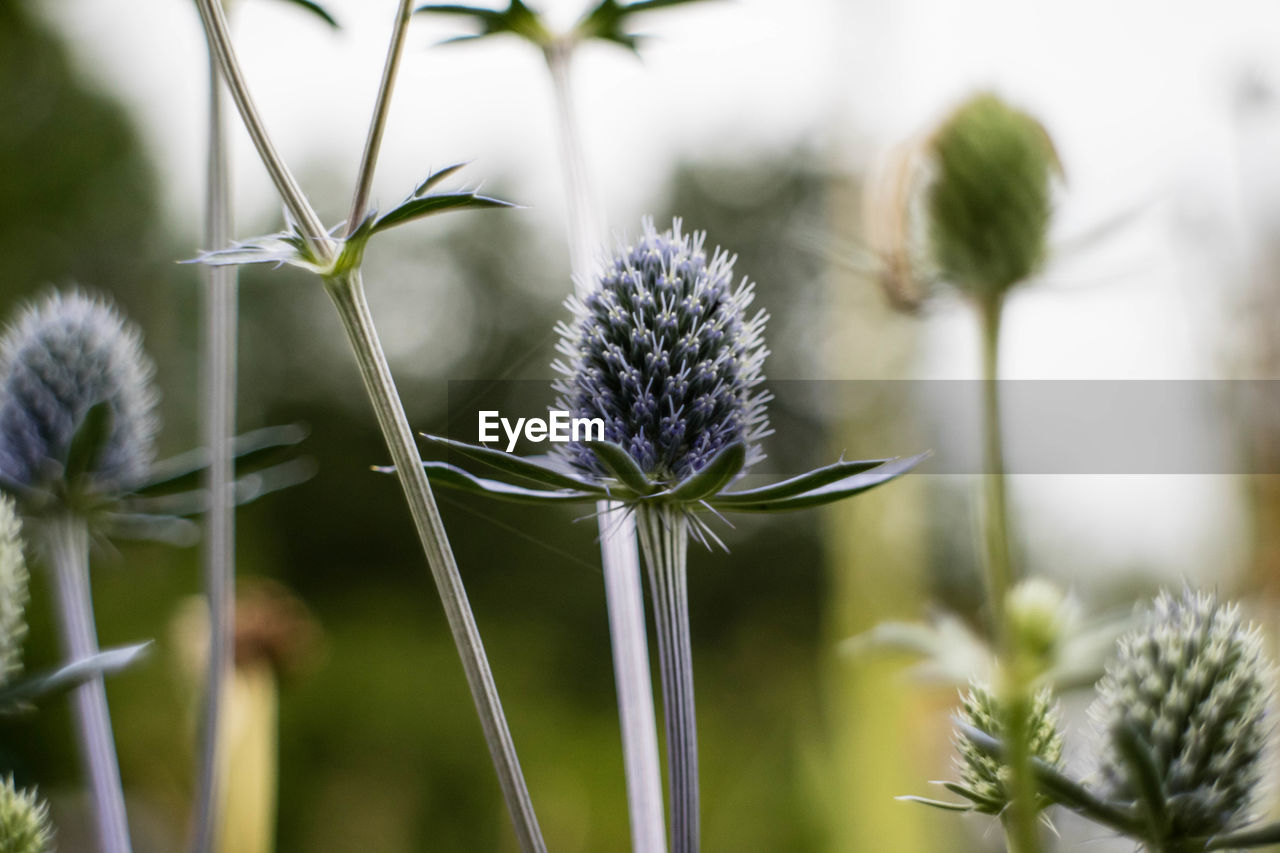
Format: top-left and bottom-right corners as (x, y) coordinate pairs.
(5, 0), (1280, 849)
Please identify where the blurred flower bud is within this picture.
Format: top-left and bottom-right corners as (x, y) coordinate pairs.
(924, 92), (1058, 302)
(0, 776), (52, 853)
(0, 291), (157, 503)
(953, 681), (1064, 815)
(553, 217), (770, 484)
(0, 497), (28, 687)
(1091, 589), (1271, 838)
(1007, 578), (1074, 679)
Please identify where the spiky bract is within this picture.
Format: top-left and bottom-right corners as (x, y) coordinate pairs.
(1092, 589), (1271, 839)
(553, 217), (769, 485)
(954, 682), (1064, 815)
(0, 291), (158, 499)
(0, 777), (51, 853)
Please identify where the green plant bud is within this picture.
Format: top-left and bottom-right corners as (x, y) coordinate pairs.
(1091, 589), (1271, 839)
(0, 498), (27, 687)
(0, 777), (52, 853)
(953, 682), (1064, 815)
(925, 92), (1057, 301)
(1007, 578), (1073, 679)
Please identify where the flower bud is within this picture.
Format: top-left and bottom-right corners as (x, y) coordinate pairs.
(925, 92), (1057, 301)
(953, 681), (1064, 815)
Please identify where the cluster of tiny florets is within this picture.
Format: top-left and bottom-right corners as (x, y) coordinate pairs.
(0, 291), (158, 497)
(0, 777), (52, 853)
(0, 498), (27, 687)
(955, 682), (1064, 815)
(1091, 589), (1271, 838)
(552, 217), (770, 484)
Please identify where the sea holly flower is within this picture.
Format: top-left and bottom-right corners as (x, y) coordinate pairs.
(0, 776), (53, 853)
(903, 682), (1063, 820)
(413, 217), (925, 853)
(1091, 589), (1271, 844)
(414, 218), (925, 525)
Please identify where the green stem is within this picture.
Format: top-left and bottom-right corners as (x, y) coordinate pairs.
(324, 272), (545, 853)
(636, 506), (698, 853)
(192, 37), (238, 853)
(345, 0), (413, 237)
(46, 515), (132, 853)
(977, 294), (1037, 853)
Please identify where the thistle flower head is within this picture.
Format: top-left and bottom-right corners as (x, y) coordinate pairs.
(1091, 589), (1271, 838)
(0, 291), (158, 501)
(0, 777), (52, 853)
(0, 498), (27, 687)
(553, 217), (769, 486)
(926, 92), (1057, 301)
(953, 682), (1064, 816)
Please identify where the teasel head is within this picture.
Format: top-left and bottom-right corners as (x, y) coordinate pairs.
(0, 776), (52, 853)
(552, 217), (770, 486)
(0, 498), (28, 687)
(924, 92), (1058, 303)
(0, 290), (158, 511)
(1091, 589), (1272, 841)
(949, 682), (1065, 817)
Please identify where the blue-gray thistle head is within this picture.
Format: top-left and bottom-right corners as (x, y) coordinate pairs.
(0, 291), (158, 502)
(953, 682), (1064, 816)
(1091, 589), (1272, 838)
(552, 217), (770, 486)
(0, 776), (52, 853)
(0, 498), (27, 688)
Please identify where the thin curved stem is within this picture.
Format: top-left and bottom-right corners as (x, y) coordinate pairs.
(324, 272), (545, 853)
(47, 515), (132, 853)
(192, 0), (332, 260)
(637, 506), (698, 853)
(346, 0), (414, 236)
(191, 41), (239, 853)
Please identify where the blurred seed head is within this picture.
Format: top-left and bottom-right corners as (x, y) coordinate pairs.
(924, 92), (1058, 302)
(0, 498), (28, 687)
(553, 217), (770, 484)
(0, 291), (158, 501)
(954, 681), (1064, 815)
(0, 777), (52, 853)
(1091, 589), (1271, 838)
(1007, 578), (1075, 680)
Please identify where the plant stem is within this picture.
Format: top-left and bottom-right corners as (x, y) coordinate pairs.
(192, 40), (239, 853)
(545, 43), (602, 279)
(636, 506), (698, 853)
(191, 6), (544, 849)
(46, 514), (132, 853)
(345, 0), (413, 237)
(546, 39), (667, 853)
(977, 294), (1038, 853)
(599, 503), (668, 853)
(979, 294), (1012, 627)
(192, 0), (332, 261)
(323, 271), (544, 853)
